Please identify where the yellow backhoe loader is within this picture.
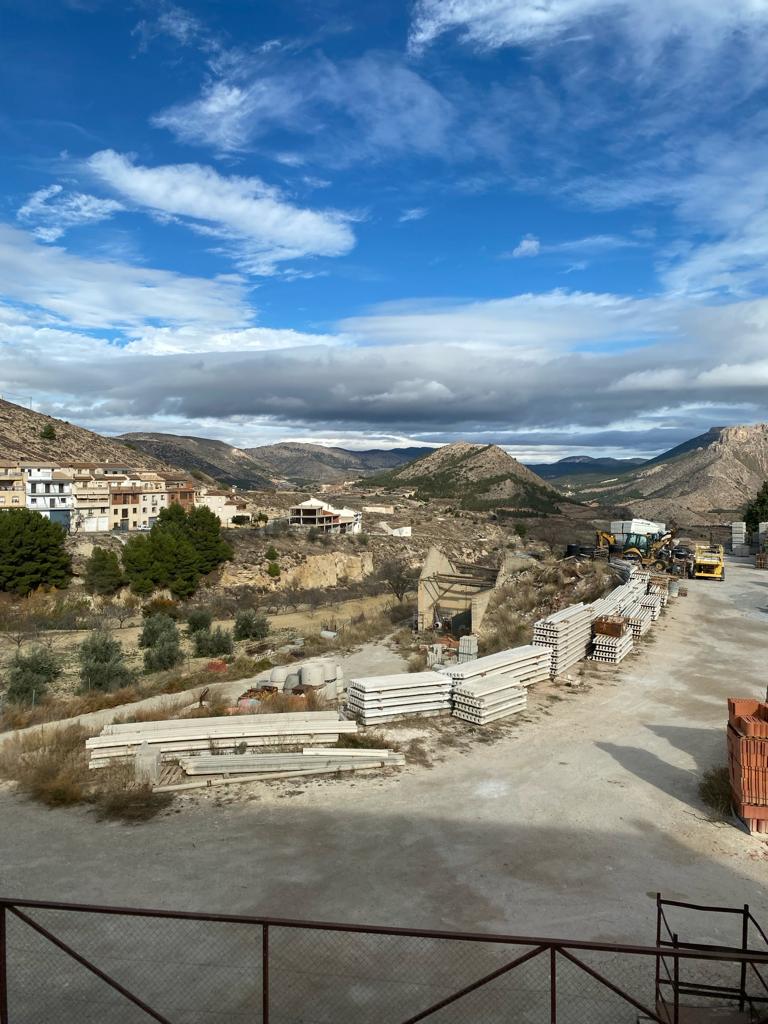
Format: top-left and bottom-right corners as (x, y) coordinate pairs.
(594, 529), (677, 572)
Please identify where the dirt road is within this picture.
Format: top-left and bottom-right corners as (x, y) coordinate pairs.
(1, 557), (766, 946)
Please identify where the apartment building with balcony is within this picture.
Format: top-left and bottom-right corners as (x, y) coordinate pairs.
(71, 473), (112, 533)
(22, 463), (74, 530)
(0, 462), (25, 512)
(196, 489), (251, 527)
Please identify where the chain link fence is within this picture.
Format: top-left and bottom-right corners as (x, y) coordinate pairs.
(2, 899), (768, 1024)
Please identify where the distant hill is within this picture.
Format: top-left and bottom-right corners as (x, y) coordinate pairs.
(117, 433), (274, 489)
(0, 399), (168, 470)
(363, 441), (561, 512)
(527, 455), (646, 479)
(248, 442), (435, 484)
(574, 424), (768, 522)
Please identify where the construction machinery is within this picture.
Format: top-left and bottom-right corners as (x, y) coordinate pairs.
(692, 543), (725, 581)
(594, 529), (678, 571)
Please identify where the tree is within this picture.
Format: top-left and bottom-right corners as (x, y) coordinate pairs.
(39, 423), (56, 440)
(143, 633), (182, 672)
(6, 646), (61, 704)
(121, 534), (155, 595)
(514, 522), (528, 539)
(186, 608), (212, 634)
(265, 545), (279, 561)
(377, 557), (416, 602)
(0, 509), (72, 596)
(745, 481), (768, 535)
(78, 630), (134, 692)
(139, 613), (177, 649)
(267, 562), (280, 578)
(234, 609), (269, 641)
(193, 627), (233, 657)
(184, 506), (233, 574)
(231, 515), (250, 526)
(84, 547), (124, 595)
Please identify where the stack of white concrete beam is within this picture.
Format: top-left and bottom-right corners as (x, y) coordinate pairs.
(732, 521), (748, 556)
(447, 645), (551, 724)
(457, 635), (478, 664)
(640, 593), (663, 620)
(178, 748), (405, 776)
(627, 607), (653, 639)
(533, 603), (593, 677)
(87, 712), (356, 769)
(590, 630), (634, 664)
(346, 671), (452, 724)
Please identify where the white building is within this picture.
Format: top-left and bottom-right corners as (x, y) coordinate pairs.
(22, 463), (74, 530)
(289, 497), (362, 534)
(196, 489), (251, 527)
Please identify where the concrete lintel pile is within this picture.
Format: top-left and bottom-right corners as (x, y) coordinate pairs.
(87, 711), (356, 769)
(727, 698), (768, 835)
(346, 671), (452, 724)
(533, 603), (593, 678)
(178, 748), (405, 777)
(457, 634), (479, 664)
(640, 593), (663, 620)
(590, 622), (634, 664)
(445, 645), (551, 725)
(732, 520), (749, 557)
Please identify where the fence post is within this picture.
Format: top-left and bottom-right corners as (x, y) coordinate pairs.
(550, 947), (557, 1024)
(672, 933), (679, 1024)
(0, 902), (8, 1024)
(740, 904), (749, 1013)
(262, 924), (269, 1024)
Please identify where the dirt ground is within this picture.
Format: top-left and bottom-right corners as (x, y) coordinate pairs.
(1, 556), (766, 948)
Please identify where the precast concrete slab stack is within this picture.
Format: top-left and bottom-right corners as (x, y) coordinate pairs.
(178, 749), (405, 777)
(590, 629), (634, 664)
(458, 634), (478, 664)
(640, 593), (663, 620)
(732, 521), (749, 556)
(346, 671), (452, 724)
(533, 603), (593, 677)
(447, 645), (551, 725)
(87, 712), (357, 769)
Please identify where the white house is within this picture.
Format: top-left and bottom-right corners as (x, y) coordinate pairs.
(22, 463), (74, 530)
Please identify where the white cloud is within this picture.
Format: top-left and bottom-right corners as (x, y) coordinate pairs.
(122, 324), (345, 356)
(0, 224), (252, 329)
(87, 150), (356, 273)
(152, 53), (456, 164)
(17, 184), (123, 241)
(509, 234), (541, 258)
(398, 207), (429, 223)
(410, 0), (768, 71)
(505, 233), (643, 259)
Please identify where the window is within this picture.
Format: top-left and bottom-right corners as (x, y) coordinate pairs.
(12, 497), (19, 504)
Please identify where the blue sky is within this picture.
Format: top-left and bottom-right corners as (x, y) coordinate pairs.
(2, 0), (768, 461)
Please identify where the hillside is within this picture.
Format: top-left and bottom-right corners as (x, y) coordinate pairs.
(527, 455), (646, 480)
(118, 433), (274, 489)
(363, 441), (561, 512)
(249, 442), (435, 484)
(0, 400), (169, 469)
(574, 424), (768, 522)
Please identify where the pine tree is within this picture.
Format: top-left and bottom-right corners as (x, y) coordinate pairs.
(186, 506), (234, 574)
(745, 481), (768, 535)
(84, 547), (124, 595)
(122, 534), (156, 595)
(6, 646), (61, 704)
(0, 508), (72, 595)
(78, 630), (134, 692)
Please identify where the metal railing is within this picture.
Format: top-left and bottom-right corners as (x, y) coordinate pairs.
(656, 894), (768, 1023)
(2, 895), (768, 1023)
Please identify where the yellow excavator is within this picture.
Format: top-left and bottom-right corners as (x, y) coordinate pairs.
(594, 529), (677, 572)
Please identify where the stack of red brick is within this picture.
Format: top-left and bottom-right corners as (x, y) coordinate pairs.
(728, 697), (768, 835)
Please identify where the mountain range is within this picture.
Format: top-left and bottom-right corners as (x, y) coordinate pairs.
(118, 433), (434, 487)
(2, 397), (767, 523)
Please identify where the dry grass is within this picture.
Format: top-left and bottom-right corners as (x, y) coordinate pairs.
(699, 765), (732, 818)
(0, 655), (272, 734)
(0, 724), (173, 821)
(336, 729), (398, 750)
